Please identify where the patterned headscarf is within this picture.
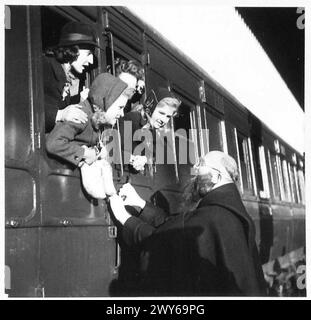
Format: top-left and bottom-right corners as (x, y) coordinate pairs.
(143, 87), (179, 116)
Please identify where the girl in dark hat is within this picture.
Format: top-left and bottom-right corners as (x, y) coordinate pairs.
(43, 21), (100, 133)
(119, 87), (181, 172)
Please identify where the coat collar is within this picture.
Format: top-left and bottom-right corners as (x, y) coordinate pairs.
(48, 56), (67, 84)
(197, 183), (255, 247)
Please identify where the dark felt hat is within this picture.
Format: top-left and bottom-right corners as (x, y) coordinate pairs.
(58, 21), (99, 48)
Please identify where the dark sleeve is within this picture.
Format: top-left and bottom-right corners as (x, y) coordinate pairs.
(139, 201), (168, 227)
(122, 216), (156, 247)
(42, 57), (65, 133)
(46, 121), (87, 166)
(121, 201), (169, 247)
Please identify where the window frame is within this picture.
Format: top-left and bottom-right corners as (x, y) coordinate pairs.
(233, 128), (255, 197)
(258, 145), (271, 199)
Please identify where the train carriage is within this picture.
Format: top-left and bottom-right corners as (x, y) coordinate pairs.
(5, 5), (305, 297)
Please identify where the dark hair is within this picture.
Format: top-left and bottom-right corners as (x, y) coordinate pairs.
(114, 58), (144, 80)
(45, 44), (94, 64)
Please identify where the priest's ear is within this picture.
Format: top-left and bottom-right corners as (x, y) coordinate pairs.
(211, 172), (220, 184)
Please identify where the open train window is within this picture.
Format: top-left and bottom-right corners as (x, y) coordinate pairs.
(41, 7), (70, 52)
(41, 7), (98, 169)
(234, 130), (254, 196)
(41, 7), (94, 89)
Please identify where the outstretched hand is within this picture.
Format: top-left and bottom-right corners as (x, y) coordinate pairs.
(118, 183), (146, 209)
(109, 194), (131, 225)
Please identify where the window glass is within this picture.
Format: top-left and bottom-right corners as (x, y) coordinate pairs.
(173, 100), (193, 179)
(188, 109), (199, 165)
(297, 170), (305, 204)
(204, 110), (223, 152)
(236, 131), (254, 195)
(268, 151), (281, 201)
(254, 145), (270, 198)
(253, 144), (264, 192)
(196, 106), (208, 157)
(281, 159), (291, 202)
(289, 164), (299, 203)
(41, 7), (70, 51)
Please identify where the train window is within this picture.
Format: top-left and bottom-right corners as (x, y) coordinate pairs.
(234, 130), (254, 196)
(220, 121), (228, 154)
(288, 163), (299, 203)
(297, 169), (305, 204)
(189, 105), (211, 160)
(267, 150), (283, 201)
(172, 91), (199, 180)
(174, 101), (193, 161)
(247, 138), (258, 196)
(170, 99), (192, 180)
(190, 109), (200, 164)
(203, 109), (223, 152)
(196, 106), (208, 157)
(41, 7), (70, 52)
(40, 7), (93, 120)
(254, 145), (270, 198)
(281, 159), (292, 202)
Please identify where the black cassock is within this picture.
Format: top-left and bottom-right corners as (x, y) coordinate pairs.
(121, 183), (267, 296)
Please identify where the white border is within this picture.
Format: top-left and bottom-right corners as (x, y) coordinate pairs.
(1, 0), (309, 300)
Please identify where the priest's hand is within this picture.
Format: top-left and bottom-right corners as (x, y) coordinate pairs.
(118, 183), (146, 209)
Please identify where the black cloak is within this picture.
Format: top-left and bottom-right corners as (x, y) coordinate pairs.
(121, 183), (267, 296)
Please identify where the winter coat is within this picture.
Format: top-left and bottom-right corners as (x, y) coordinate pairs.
(43, 56), (82, 133)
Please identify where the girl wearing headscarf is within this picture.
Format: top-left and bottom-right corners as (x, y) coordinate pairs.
(119, 87), (181, 173)
(46, 72), (136, 198)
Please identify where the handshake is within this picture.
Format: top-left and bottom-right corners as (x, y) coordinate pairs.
(109, 183), (146, 225)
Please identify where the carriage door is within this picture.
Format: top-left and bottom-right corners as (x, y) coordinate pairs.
(5, 6), (43, 297)
(38, 6), (119, 297)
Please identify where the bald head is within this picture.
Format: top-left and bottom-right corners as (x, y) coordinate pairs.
(196, 151), (239, 184)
